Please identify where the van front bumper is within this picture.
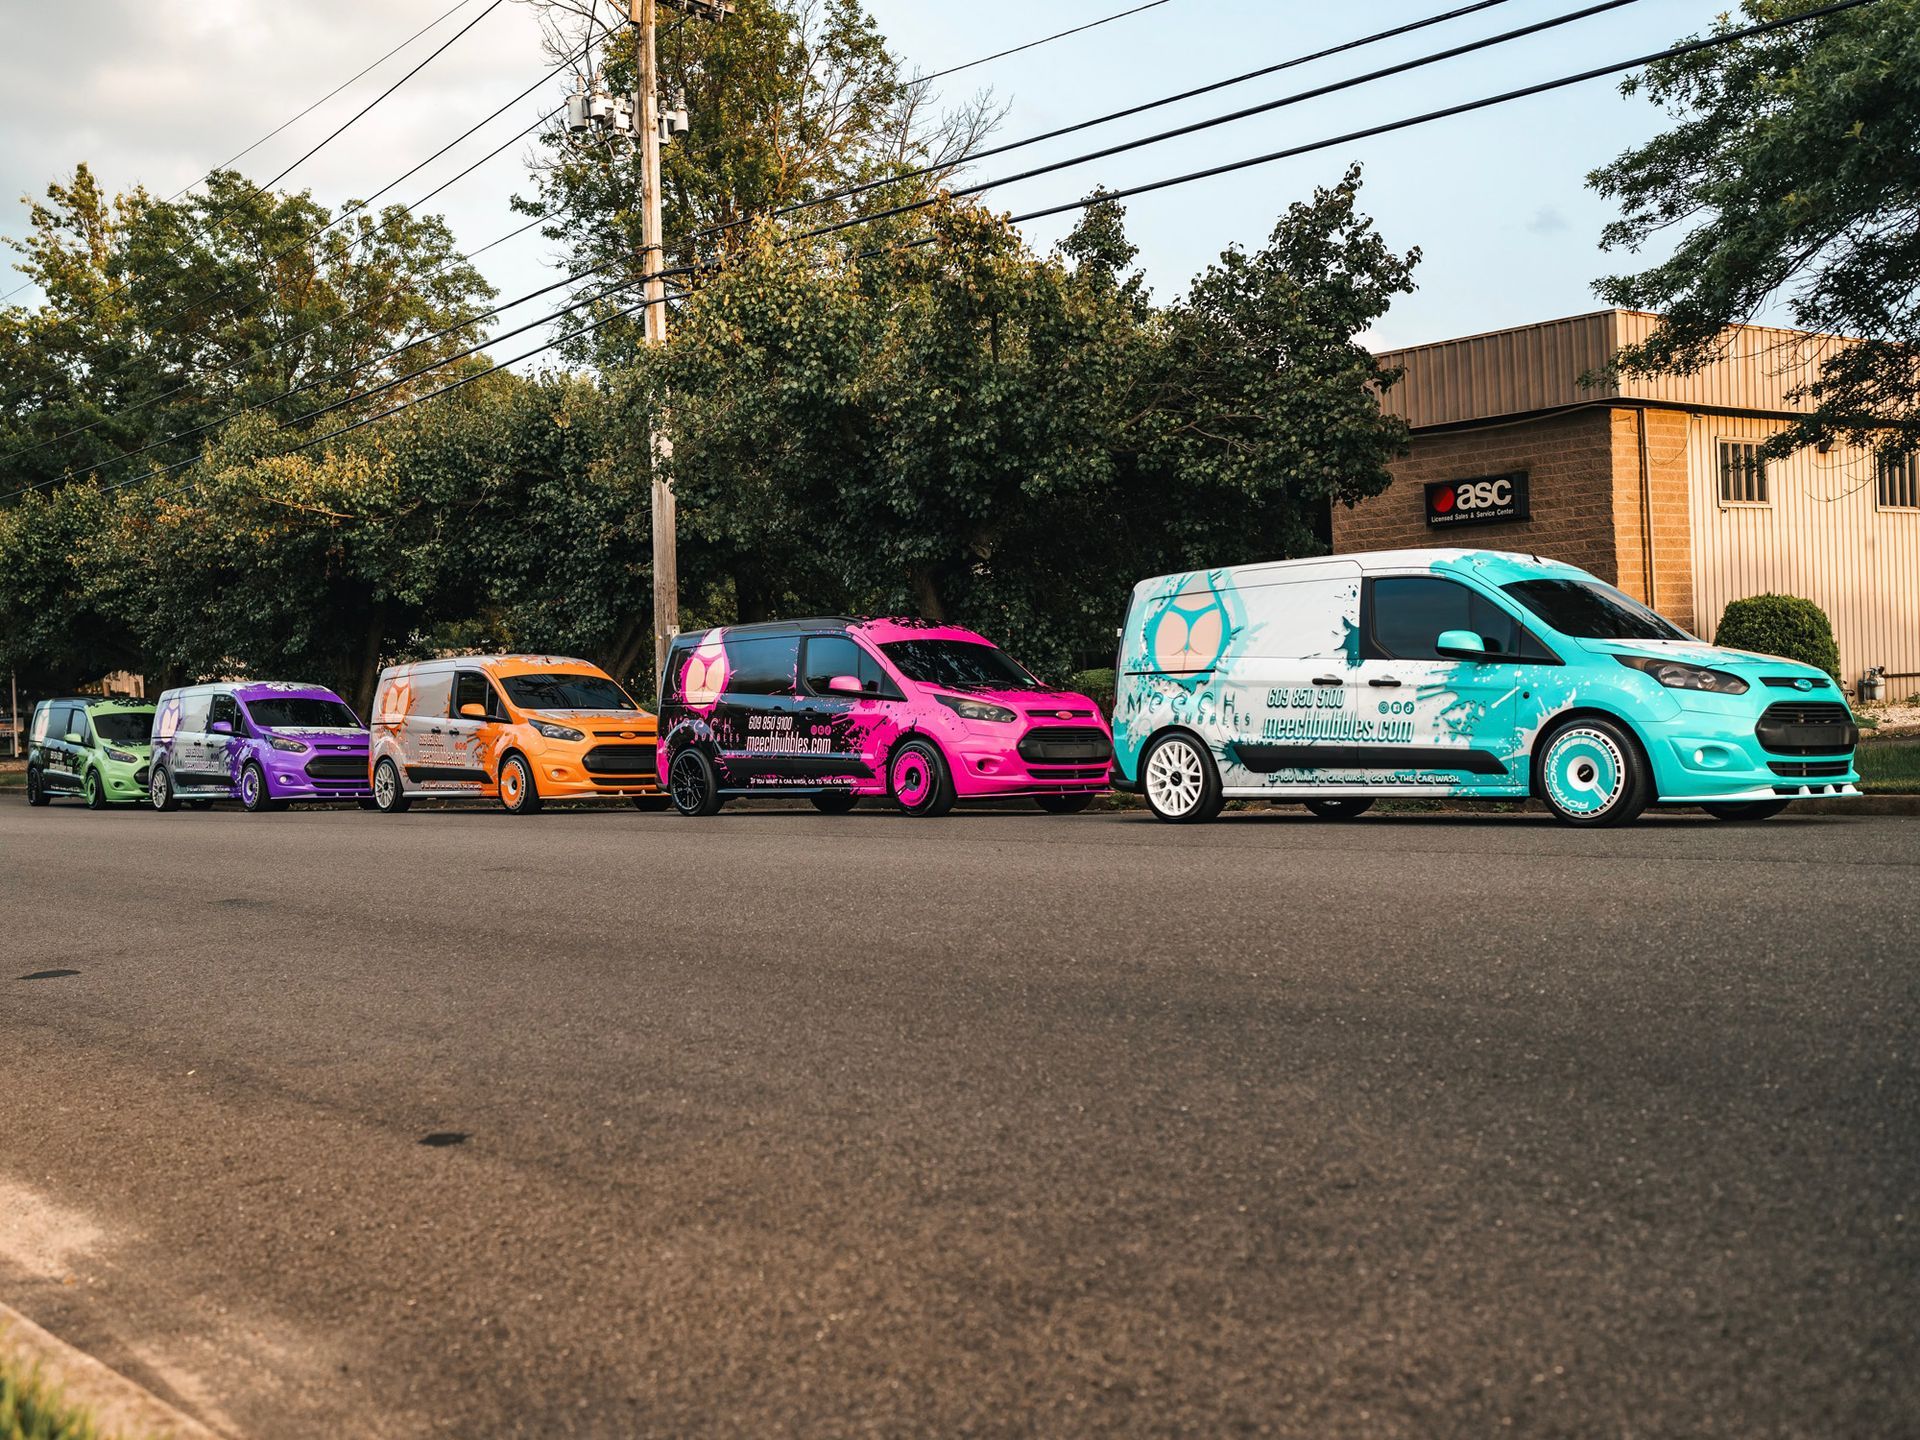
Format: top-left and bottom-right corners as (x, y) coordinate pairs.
(949, 724), (1113, 799)
(1653, 720), (1859, 804)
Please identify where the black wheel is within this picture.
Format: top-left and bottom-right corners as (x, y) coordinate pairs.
(372, 757), (410, 814)
(1534, 716), (1649, 827)
(25, 767), (48, 807)
(888, 739), (955, 818)
(238, 761), (271, 813)
(149, 764), (179, 812)
(669, 747), (722, 816)
(497, 752), (543, 815)
(83, 769), (106, 810)
(1703, 799), (1791, 822)
(1034, 793), (1093, 814)
(810, 792), (859, 815)
(630, 795), (673, 812)
(1304, 797), (1374, 820)
(1141, 731), (1224, 823)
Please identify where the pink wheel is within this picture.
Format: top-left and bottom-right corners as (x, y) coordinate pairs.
(888, 739), (954, 817)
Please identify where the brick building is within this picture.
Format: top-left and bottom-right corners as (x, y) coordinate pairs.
(1334, 309), (1920, 692)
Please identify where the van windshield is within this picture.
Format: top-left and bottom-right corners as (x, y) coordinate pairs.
(881, 640), (1042, 691)
(1502, 579), (1691, 642)
(501, 673), (638, 711)
(89, 710), (153, 744)
(245, 697), (361, 729)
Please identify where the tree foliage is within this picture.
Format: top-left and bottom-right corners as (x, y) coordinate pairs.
(1589, 0), (1920, 456)
(0, 164), (494, 489)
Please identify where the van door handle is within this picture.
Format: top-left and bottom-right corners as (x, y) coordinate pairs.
(1368, 678), (1403, 688)
(1312, 676), (1342, 687)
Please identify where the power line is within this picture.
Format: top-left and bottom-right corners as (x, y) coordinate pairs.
(30, 0), (1878, 508)
(0, 0), (484, 307)
(782, 0), (1648, 248)
(262, 0), (510, 189)
(0, 36), (601, 469)
(769, 0), (1521, 226)
(917, 1), (1175, 84)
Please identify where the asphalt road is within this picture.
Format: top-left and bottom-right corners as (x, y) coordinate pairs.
(1, 799), (1916, 1438)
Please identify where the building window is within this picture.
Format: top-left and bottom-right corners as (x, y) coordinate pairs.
(1877, 451), (1920, 510)
(1718, 440), (1769, 505)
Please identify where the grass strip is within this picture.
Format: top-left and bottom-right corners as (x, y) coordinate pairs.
(0, 1360), (102, 1440)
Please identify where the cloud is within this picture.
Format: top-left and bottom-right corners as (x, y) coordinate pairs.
(1525, 206), (1569, 235)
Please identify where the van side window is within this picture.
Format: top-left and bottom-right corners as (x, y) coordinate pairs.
(208, 693), (241, 732)
(1368, 577), (1547, 662)
(46, 704), (75, 741)
(802, 636), (898, 698)
(30, 705), (51, 742)
(453, 670), (503, 719)
(410, 670), (454, 719)
(725, 636), (799, 696)
(179, 693), (211, 733)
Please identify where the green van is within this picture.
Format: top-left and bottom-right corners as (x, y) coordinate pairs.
(24, 697), (157, 809)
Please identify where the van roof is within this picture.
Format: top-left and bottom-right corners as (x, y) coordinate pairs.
(379, 654), (601, 675)
(671, 619), (857, 644)
(1132, 548), (1587, 591)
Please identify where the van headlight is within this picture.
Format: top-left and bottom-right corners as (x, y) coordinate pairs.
(531, 719), (584, 742)
(1615, 655), (1749, 694)
(104, 747), (139, 763)
(269, 737), (308, 753)
(934, 694), (1018, 724)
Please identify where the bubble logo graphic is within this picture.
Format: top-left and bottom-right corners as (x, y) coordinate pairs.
(682, 636), (729, 708)
(378, 674), (414, 727)
(1432, 485), (1456, 514)
(1147, 587), (1231, 675)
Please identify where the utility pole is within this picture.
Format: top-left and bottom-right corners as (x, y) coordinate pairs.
(633, 0), (676, 682)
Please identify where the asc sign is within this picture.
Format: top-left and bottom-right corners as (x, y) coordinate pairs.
(1424, 471), (1530, 528)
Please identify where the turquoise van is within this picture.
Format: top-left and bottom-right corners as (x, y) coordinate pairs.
(1112, 549), (1860, 826)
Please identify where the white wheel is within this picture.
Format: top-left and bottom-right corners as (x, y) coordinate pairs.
(1141, 732), (1222, 823)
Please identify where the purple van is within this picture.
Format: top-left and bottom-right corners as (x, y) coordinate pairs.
(149, 681), (373, 812)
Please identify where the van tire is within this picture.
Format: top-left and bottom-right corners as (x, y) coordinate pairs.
(238, 762), (271, 813)
(1304, 797), (1373, 820)
(372, 758), (410, 814)
(1534, 716), (1649, 827)
(25, 767), (48, 806)
(150, 764), (180, 812)
(1034, 793), (1093, 814)
(810, 792), (859, 815)
(669, 747), (722, 816)
(1141, 731), (1224, 823)
(497, 752), (543, 815)
(1703, 799), (1791, 822)
(84, 770), (106, 810)
(889, 739), (955, 818)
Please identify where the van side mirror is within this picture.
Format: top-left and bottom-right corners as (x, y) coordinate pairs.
(826, 675), (865, 696)
(209, 719), (233, 735)
(459, 703), (487, 719)
(63, 732), (83, 745)
(1436, 629), (1488, 661)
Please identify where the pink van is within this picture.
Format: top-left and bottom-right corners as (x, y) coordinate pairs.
(655, 618), (1112, 816)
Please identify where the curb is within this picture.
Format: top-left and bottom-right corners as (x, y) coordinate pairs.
(0, 1301), (223, 1440)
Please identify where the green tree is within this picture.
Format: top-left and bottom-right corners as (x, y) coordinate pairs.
(514, 0), (999, 365)
(1589, 0), (1920, 457)
(1, 164), (495, 491)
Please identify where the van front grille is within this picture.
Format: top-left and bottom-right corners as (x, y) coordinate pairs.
(1017, 726), (1113, 764)
(1769, 760), (1851, 778)
(305, 754), (369, 781)
(1755, 702), (1858, 756)
(584, 743), (656, 775)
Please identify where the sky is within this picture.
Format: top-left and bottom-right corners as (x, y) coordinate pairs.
(0, 0), (1747, 358)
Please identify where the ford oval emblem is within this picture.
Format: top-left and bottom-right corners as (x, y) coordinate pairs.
(1793, 678), (1812, 691)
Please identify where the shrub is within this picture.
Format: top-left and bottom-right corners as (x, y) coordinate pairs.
(1713, 594), (1841, 680)
(1067, 667), (1117, 717)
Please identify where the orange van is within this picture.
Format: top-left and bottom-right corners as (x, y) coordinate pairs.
(368, 654), (665, 814)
